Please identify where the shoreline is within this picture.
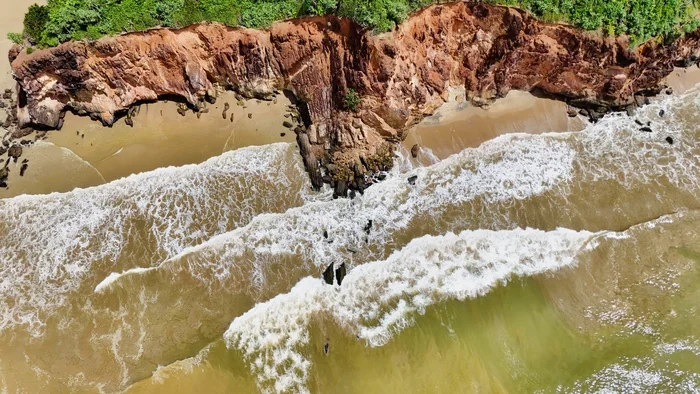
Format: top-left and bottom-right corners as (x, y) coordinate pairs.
(8, 2), (700, 197)
(2, 0), (700, 198)
(2, 64), (698, 199)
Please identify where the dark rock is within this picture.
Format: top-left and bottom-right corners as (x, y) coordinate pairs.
(19, 163), (28, 176)
(659, 109), (665, 117)
(363, 220), (372, 235)
(0, 167), (8, 181)
(224, 102), (230, 111)
(323, 342), (329, 355)
(566, 105), (578, 117)
(280, 132), (286, 137)
(349, 189), (356, 199)
(11, 127), (33, 139)
(8, 144), (22, 160)
(377, 173), (386, 181)
(125, 116), (134, 127)
(283, 121), (294, 128)
(639, 127), (652, 132)
(0, 181), (6, 188)
(408, 175), (417, 185)
(588, 109), (605, 122)
(333, 180), (348, 198)
(222, 110), (227, 119)
(322, 263), (334, 285)
(323, 230), (328, 239)
(410, 144), (419, 158)
(335, 263), (347, 286)
(0, 101), (6, 109)
(247, 113), (252, 119)
(196, 112), (202, 119)
(634, 119), (644, 126)
(665, 136), (674, 144)
(297, 132), (323, 190)
(665, 87), (673, 95)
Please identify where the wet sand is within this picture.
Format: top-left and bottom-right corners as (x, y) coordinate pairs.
(47, 92), (296, 182)
(402, 89), (586, 163)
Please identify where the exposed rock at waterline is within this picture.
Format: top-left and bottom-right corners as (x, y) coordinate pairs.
(335, 263), (347, 286)
(322, 263), (334, 285)
(9, 2), (700, 191)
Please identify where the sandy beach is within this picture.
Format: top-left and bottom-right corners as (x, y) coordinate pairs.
(1, 0), (698, 198)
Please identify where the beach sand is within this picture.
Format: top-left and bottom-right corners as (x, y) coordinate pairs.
(1, 0), (698, 198)
(401, 89), (586, 164)
(47, 93), (297, 182)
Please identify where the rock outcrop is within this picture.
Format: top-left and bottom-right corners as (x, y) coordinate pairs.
(9, 2), (700, 191)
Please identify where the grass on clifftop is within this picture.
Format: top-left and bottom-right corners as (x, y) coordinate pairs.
(10, 0), (700, 48)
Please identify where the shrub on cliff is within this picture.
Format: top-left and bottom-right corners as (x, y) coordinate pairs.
(343, 89), (361, 112)
(6, 32), (23, 45)
(23, 4), (50, 45)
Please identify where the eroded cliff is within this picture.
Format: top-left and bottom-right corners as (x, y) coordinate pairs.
(9, 2), (700, 195)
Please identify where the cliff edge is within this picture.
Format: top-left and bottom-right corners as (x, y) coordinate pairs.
(9, 2), (700, 195)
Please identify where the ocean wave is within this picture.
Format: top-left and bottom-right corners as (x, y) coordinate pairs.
(0, 142), (307, 334)
(224, 227), (597, 394)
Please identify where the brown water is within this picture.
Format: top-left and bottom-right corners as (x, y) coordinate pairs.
(0, 83), (698, 393)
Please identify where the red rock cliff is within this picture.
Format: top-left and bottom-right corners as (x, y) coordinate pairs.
(9, 2), (700, 194)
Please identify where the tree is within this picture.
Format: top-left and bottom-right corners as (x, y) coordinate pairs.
(23, 4), (49, 45)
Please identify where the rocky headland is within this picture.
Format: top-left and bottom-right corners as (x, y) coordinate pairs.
(7, 2), (700, 196)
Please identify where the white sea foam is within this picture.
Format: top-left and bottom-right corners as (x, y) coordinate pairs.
(224, 227), (597, 394)
(560, 356), (700, 393)
(0, 143), (307, 334)
(130, 133), (577, 290)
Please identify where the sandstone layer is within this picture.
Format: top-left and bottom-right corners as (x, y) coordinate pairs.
(9, 2), (700, 195)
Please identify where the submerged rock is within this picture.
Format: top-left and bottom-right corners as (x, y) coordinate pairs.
(322, 263), (334, 285)
(363, 220), (373, 235)
(335, 263), (347, 286)
(8, 144), (22, 161)
(411, 144), (419, 158)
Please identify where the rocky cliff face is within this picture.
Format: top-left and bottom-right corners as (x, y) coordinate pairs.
(9, 2), (700, 195)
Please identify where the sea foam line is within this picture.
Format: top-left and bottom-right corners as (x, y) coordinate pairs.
(224, 227), (599, 394)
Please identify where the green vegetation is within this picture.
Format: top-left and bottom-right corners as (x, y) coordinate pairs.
(343, 88), (361, 112)
(493, 0), (700, 45)
(27, 47), (35, 54)
(6, 32), (24, 44)
(17, 0), (700, 48)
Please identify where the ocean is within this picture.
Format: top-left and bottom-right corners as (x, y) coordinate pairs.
(0, 87), (698, 393)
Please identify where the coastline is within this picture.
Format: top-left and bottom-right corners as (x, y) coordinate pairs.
(2, 2), (700, 198)
(8, 2), (700, 197)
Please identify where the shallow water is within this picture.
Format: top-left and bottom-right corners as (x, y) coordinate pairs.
(0, 87), (698, 393)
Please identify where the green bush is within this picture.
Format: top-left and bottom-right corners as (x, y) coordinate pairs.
(24, 4), (50, 45)
(27, 47), (35, 54)
(7, 32), (24, 44)
(21, 0), (700, 48)
(343, 88), (360, 112)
